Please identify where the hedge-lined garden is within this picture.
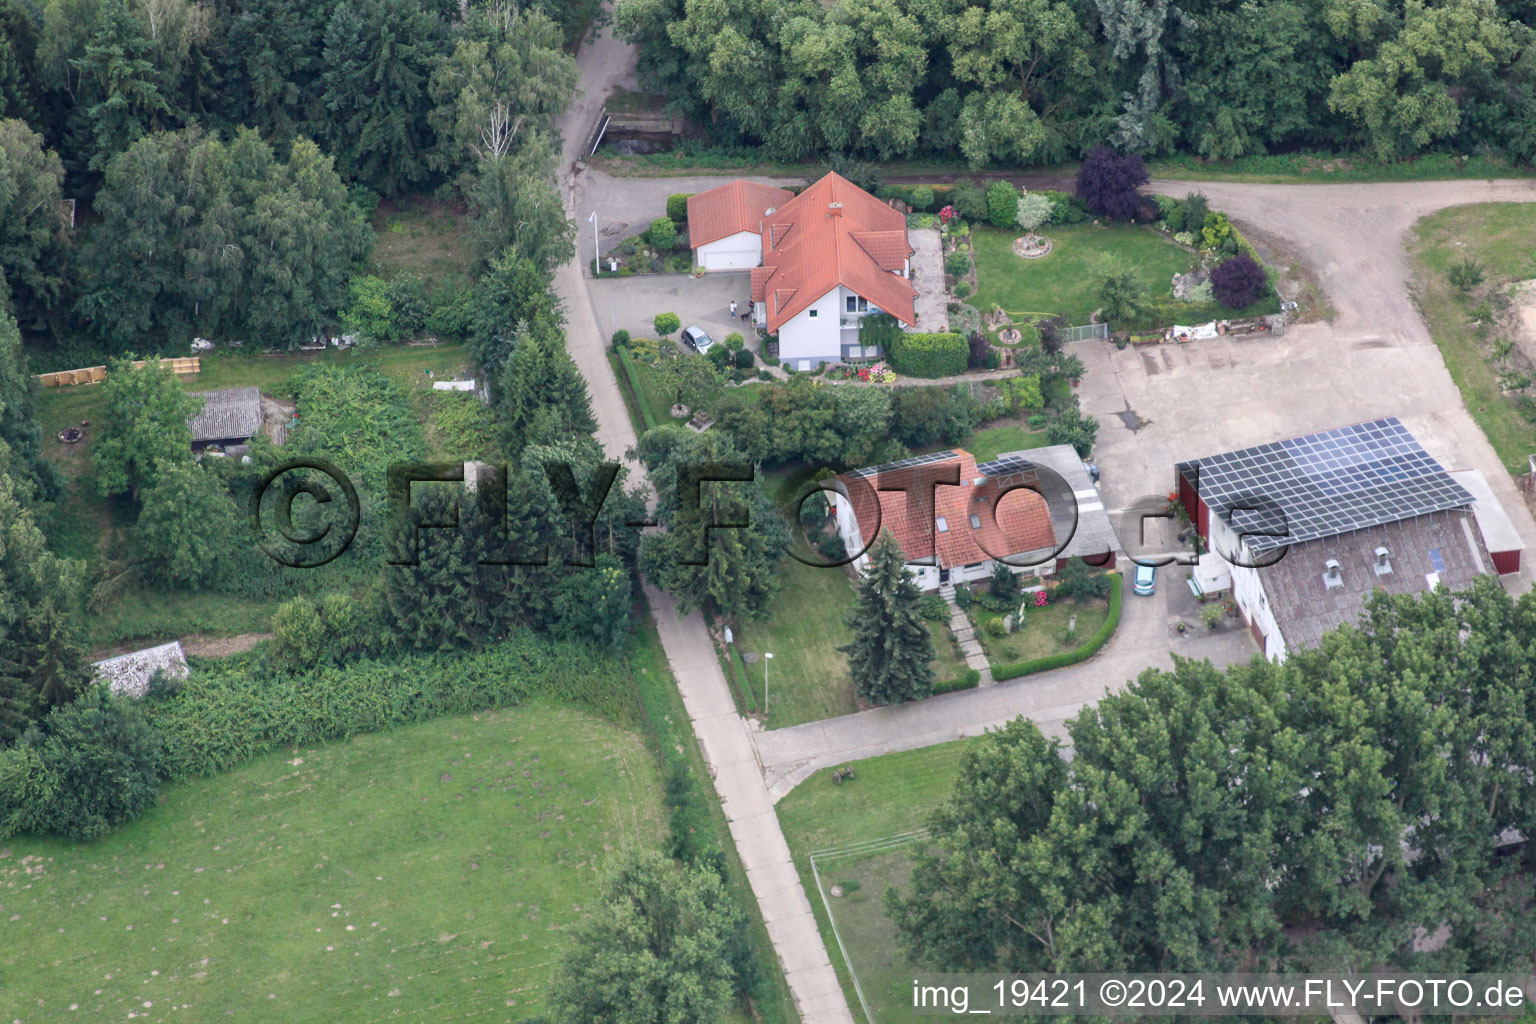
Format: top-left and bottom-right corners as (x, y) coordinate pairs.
(992, 574), (1123, 681)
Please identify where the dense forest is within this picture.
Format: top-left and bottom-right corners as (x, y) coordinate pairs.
(0, 0), (587, 357)
(615, 0), (1536, 167)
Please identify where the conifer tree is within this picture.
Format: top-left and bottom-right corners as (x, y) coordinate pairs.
(841, 529), (934, 705)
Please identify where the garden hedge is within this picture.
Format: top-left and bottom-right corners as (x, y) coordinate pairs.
(932, 667), (981, 694)
(143, 636), (634, 781)
(613, 344), (659, 430)
(666, 193), (693, 223)
(991, 574), (1122, 681)
(889, 331), (968, 377)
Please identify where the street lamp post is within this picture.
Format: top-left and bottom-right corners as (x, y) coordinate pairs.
(588, 210), (599, 275)
(763, 652), (774, 719)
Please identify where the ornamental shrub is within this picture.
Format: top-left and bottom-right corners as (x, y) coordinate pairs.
(1015, 192), (1055, 232)
(653, 311), (680, 338)
(612, 329), (631, 347)
(945, 250), (971, 277)
(666, 193), (693, 223)
(646, 216), (678, 249)
(1210, 254), (1267, 308)
(909, 185), (935, 211)
(955, 282), (972, 299)
(949, 180), (987, 223)
(733, 347), (754, 369)
(986, 180), (1020, 228)
(888, 331), (968, 377)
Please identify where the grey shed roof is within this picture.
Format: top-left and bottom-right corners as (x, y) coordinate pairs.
(1260, 509), (1490, 653)
(979, 444), (1121, 562)
(187, 387), (263, 442)
(92, 641), (190, 698)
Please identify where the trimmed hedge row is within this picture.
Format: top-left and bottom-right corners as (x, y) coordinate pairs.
(889, 331), (968, 378)
(932, 667), (981, 695)
(613, 344), (659, 430)
(991, 574), (1123, 681)
(143, 635), (633, 782)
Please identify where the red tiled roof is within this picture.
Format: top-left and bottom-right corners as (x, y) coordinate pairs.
(686, 181), (795, 249)
(751, 172), (916, 332)
(836, 450), (1056, 570)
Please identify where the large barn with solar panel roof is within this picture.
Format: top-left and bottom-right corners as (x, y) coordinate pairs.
(1175, 417), (1523, 661)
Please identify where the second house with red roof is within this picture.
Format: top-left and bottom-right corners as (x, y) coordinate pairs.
(687, 172), (918, 370)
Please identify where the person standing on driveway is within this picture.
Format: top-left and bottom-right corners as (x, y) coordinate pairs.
(729, 300), (738, 317)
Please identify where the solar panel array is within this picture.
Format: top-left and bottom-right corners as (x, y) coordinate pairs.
(1177, 418), (1474, 554)
(848, 449), (958, 479)
(975, 455), (1041, 479)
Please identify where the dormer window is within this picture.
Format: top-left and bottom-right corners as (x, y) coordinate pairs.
(1323, 559), (1343, 589)
(1373, 545), (1392, 576)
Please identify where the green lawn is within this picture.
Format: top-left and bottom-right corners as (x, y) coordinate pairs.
(928, 619), (968, 685)
(1408, 203), (1536, 476)
(777, 742), (976, 1024)
(961, 423), (1052, 463)
(734, 558), (861, 728)
(0, 703), (664, 1022)
(970, 224), (1193, 325)
(972, 595), (1109, 664)
(609, 346), (693, 432)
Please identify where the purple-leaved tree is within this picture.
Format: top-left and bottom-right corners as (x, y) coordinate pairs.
(1074, 146), (1149, 221)
(1209, 254), (1267, 308)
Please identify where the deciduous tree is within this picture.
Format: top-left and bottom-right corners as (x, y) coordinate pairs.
(550, 850), (752, 1024)
(92, 356), (199, 499)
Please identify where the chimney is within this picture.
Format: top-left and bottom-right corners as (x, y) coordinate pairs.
(1323, 558), (1343, 589)
(828, 201), (843, 218)
(1373, 545), (1392, 576)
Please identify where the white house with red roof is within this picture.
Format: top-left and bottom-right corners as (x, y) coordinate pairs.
(831, 449), (1061, 592)
(687, 172), (918, 368)
(686, 180), (795, 272)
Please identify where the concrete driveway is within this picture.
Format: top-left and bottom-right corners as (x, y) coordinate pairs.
(576, 172), (805, 257)
(588, 270), (755, 351)
(1081, 178), (1536, 594)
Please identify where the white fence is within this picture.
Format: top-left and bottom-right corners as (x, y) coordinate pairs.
(1064, 322), (1109, 343)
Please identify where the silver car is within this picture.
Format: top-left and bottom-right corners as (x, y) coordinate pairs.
(681, 325), (714, 353)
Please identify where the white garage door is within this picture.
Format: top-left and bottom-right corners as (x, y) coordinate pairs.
(699, 246), (760, 271)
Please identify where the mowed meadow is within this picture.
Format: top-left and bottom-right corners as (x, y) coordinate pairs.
(1, 704), (664, 1022)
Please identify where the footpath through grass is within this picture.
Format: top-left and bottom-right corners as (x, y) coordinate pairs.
(969, 224), (1190, 325)
(1408, 203), (1536, 477)
(0, 703), (664, 1022)
(777, 742), (975, 1024)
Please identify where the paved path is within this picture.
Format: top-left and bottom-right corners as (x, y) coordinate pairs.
(555, 17), (856, 1024)
(644, 585), (856, 1024)
(754, 575), (1257, 800)
(940, 586), (993, 683)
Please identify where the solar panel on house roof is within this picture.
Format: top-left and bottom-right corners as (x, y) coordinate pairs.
(1177, 417), (1474, 554)
(976, 456), (1039, 477)
(848, 449), (958, 479)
